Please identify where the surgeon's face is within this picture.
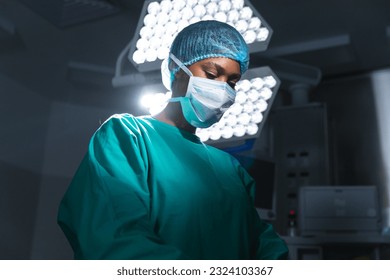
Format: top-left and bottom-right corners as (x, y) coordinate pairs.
(188, 57), (241, 89)
(172, 57), (241, 97)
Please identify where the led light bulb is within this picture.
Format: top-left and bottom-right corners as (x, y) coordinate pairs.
(198, 0), (210, 5)
(139, 93), (154, 109)
(248, 17), (261, 30)
(157, 13), (169, 26)
(237, 79), (251, 92)
(132, 50), (146, 64)
(228, 103), (243, 116)
(235, 19), (248, 33)
(177, 19), (189, 32)
(217, 117), (227, 127)
(172, 0), (186, 11)
(136, 38), (149, 51)
(149, 36), (161, 50)
(153, 24), (164, 38)
(259, 87), (272, 100)
(168, 9), (181, 23)
(164, 21), (178, 36)
(251, 77), (265, 90)
(139, 26), (153, 39)
(251, 110), (263, 124)
(243, 30), (256, 44)
(181, 6), (194, 21)
(219, 0), (232, 13)
(263, 75), (277, 88)
(145, 49), (158, 62)
(160, 0), (173, 13)
(231, 0), (244, 10)
(243, 102), (254, 114)
(210, 128), (222, 140)
(147, 1), (160, 15)
(213, 120), (225, 130)
(257, 27), (269, 41)
(185, 0), (197, 8)
(202, 14), (214, 21)
(148, 92), (170, 115)
(237, 112), (251, 125)
(161, 34), (174, 48)
(235, 90), (247, 104)
(143, 14), (157, 27)
(221, 126), (234, 139)
(214, 12), (227, 23)
(246, 123), (259, 135)
(247, 89), (260, 102)
(193, 4), (207, 18)
(233, 124), (246, 137)
(145, 36), (161, 52)
(254, 99), (268, 112)
(240, 6), (253, 20)
(206, 2), (218, 16)
(225, 114), (238, 126)
(196, 129), (210, 142)
(227, 10), (240, 23)
(157, 46), (169, 60)
(189, 17), (201, 24)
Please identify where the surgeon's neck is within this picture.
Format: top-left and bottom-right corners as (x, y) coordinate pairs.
(154, 104), (196, 134)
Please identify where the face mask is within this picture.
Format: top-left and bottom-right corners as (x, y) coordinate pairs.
(168, 54), (236, 128)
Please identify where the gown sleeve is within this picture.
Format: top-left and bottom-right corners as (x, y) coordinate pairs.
(236, 161), (289, 260)
(57, 115), (186, 259)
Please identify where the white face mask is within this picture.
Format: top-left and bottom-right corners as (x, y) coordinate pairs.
(168, 54), (236, 128)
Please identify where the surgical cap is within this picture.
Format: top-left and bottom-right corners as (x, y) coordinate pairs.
(168, 20), (249, 78)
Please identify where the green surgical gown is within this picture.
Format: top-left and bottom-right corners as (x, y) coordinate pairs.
(57, 114), (288, 259)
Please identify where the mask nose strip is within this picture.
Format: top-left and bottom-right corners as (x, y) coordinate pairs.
(220, 107), (228, 113)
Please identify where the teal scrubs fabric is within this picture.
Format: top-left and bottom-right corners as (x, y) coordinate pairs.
(58, 114), (288, 259)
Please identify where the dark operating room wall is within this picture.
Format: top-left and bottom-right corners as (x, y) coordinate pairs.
(0, 71), (119, 259)
(0, 161), (40, 259)
(30, 101), (118, 259)
(0, 73), (49, 259)
(0, 74), (49, 174)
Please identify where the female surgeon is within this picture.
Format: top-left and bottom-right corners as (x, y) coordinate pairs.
(57, 20), (288, 260)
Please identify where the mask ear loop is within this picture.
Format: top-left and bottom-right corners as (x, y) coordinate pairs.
(161, 54), (193, 91)
(167, 54), (194, 103)
(161, 57), (172, 91)
(169, 53), (193, 77)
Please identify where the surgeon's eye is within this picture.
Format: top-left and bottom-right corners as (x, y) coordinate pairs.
(205, 72), (217, 80)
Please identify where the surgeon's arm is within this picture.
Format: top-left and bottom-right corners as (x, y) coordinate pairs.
(58, 116), (186, 259)
(254, 218), (289, 259)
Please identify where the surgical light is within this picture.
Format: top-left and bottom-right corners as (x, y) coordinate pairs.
(195, 66), (280, 143)
(128, 0), (273, 72)
(115, 1), (279, 146)
(140, 92), (171, 115)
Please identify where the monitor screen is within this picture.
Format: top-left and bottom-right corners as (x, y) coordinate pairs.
(233, 154), (276, 221)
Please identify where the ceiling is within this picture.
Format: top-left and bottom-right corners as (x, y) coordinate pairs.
(1, 0), (390, 111)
